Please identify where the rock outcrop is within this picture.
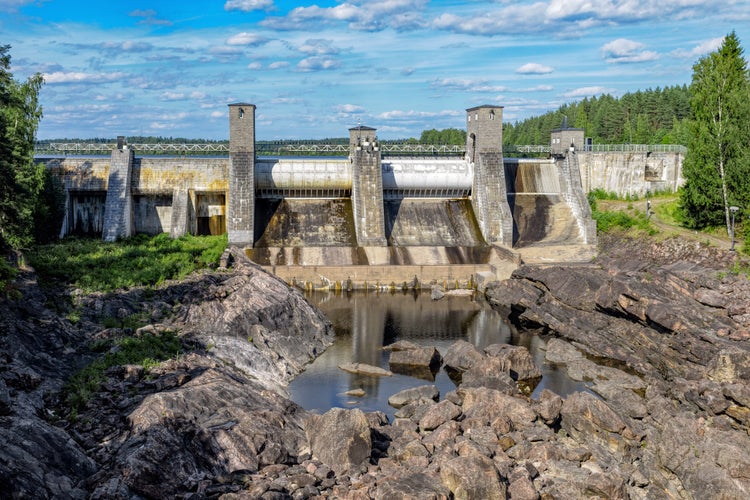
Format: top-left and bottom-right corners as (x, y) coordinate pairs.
(3, 234), (750, 499)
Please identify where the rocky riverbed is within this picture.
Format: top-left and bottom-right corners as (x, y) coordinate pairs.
(1, 235), (749, 499)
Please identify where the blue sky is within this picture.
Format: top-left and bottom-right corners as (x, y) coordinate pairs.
(2, 0), (749, 140)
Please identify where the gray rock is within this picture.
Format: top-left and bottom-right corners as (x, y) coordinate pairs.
(535, 389), (563, 425)
(388, 385), (439, 409)
(443, 340), (484, 376)
(389, 345), (442, 381)
(0, 377), (10, 415)
(459, 387), (537, 431)
(460, 356), (518, 394)
(484, 344), (542, 382)
(339, 362), (393, 377)
(431, 285), (445, 301)
(560, 391), (637, 454)
(440, 455), (506, 500)
(373, 473), (450, 500)
(307, 408), (371, 475)
(419, 400), (461, 432)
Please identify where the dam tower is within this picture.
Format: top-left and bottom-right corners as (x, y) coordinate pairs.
(467, 105), (513, 246)
(350, 125), (387, 246)
(227, 103), (256, 246)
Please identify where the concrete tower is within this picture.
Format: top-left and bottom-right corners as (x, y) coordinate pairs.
(350, 125), (386, 246)
(466, 105), (513, 246)
(227, 103), (256, 246)
(466, 105), (503, 163)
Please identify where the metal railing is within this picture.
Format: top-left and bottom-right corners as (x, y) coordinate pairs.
(585, 143), (687, 154)
(34, 141), (688, 156)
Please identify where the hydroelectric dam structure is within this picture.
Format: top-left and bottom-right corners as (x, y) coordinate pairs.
(41, 103), (603, 287)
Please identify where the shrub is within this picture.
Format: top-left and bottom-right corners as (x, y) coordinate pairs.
(64, 330), (183, 418)
(27, 233), (227, 293)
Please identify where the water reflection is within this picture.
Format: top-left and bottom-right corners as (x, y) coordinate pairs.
(289, 290), (587, 418)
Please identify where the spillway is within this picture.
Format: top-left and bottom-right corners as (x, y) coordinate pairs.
(504, 158), (584, 247)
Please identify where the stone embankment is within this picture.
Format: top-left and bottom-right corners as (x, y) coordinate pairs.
(1, 236), (749, 499)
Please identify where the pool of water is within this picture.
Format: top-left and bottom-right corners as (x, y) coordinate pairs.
(289, 290), (588, 418)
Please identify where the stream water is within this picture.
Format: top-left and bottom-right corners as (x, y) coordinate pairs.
(290, 290), (589, 419)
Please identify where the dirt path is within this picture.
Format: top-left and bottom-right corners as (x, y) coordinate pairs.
(597, 196), (735, 250)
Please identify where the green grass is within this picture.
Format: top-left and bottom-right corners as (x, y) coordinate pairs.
(588, 194), (656, 234)
(65, 330), (183, 419)
(27, 233), (227, 293)
(0, 257), (18, 296)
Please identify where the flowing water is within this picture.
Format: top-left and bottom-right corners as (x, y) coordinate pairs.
(290, 290), (589, 418)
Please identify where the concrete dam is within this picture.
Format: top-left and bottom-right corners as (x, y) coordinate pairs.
(42, 104), (599, 286)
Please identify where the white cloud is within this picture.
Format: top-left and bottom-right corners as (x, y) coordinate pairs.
(100, 41), (153, 54)
(271, 97), (304, 104)
(224, 0), (274, 12)
(297, 56), (341, 72)
(247, 62), (263, 70)
(377, 109), (460, 120)
(43, 71), (127, 84)
(226, 32), (268, 46)
(516, 63), (554, 75)
(0, 0), (32, 12)
(160, 91), (185, 101)
(601, 38), (659, 63)
(297, 39), (340, 55)
(335, 104), (365, 113)
(261, 0), (428, 31)
(268, 61), (290, 69)
(672, 37), (723, 58)
(517, 85), (555, 92)
(431, 77), (506, 93)
(563, 86), (612, 98)
(433, 0), (715, 37)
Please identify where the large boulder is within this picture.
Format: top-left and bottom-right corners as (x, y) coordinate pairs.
(306, 408), (372, 475)
(388, 385), (439, 409)
(388, 345), (442, 381)
(440, 455), (506, 500)
(373, 473), (450, 500)
(443, 340), (484, 381)
(484, 344), (542, 382)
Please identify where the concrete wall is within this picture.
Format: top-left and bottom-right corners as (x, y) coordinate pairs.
(578, 151), (684, 197)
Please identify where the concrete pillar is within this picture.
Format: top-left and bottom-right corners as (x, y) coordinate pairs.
(350, 126), (386, 246)
(466, 105), (513, 246)
(557, 148), (597, 245)
(227, 103), (256, 246)
(170, 187), (190, 238)
(102, 140), (134, 242)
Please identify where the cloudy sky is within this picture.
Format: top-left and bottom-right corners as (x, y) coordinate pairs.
(2, 0), (749, 141)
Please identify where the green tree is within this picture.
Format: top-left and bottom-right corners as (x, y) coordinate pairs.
(0, 45), (45, 250)
(680, 32), (750, 233)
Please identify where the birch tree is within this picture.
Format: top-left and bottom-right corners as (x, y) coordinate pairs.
(680, 32), (750, 233)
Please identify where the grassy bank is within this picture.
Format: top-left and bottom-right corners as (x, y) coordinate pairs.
(27, 233), (227, 293)
(588, 190), (655, 235)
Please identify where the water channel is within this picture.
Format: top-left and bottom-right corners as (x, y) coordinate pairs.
(289, 290), (590, 419)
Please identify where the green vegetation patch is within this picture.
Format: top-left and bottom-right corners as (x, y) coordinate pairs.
(27, 233), (227, 293)
(65, 330), (183, 419)
(588, 193), (655, 234)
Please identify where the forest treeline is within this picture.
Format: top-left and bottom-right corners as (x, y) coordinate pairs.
(502, 85), (691, 146)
